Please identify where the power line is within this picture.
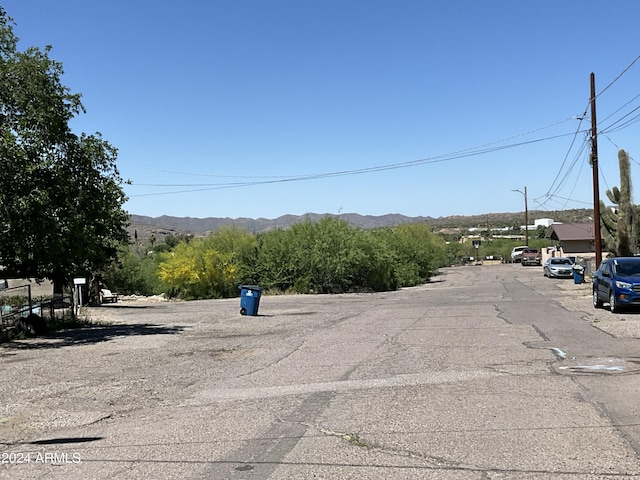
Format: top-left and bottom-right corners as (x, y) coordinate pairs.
(538, 114), (588, 202)
(535, 55), (640, 211)
(598, 91), (640, 125)
(128, 130), (582, 197)
(123, 118), (576, 184)
(601, 106), (640, 134)
(559, 143), (590, 210)
(119, 163), (306, 180)
(534, 138), (590, 210)
(130, 117), (573, 197)
(596, 54), (640, 99)
(123, 55), (640, 204)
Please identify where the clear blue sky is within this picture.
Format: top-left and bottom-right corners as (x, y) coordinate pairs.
(5, 1), (640, 220)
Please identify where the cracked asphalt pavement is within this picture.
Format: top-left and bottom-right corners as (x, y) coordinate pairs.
(2, 263), (640, 479)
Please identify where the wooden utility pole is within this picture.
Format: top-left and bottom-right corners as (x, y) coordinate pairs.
(590, 73), (602, 267)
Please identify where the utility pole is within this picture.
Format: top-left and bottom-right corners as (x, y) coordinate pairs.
(524, 186), (529, 246)
(512, 187), (529, 246)
(590, 72), (602, 267)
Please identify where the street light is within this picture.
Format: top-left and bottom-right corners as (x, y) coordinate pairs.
(512, 186), (529, 246)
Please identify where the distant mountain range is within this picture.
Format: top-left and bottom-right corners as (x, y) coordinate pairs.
(128, 212), (433, 237)
(128, 208), (594, 243)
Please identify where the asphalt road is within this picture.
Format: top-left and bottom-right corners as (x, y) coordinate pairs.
(2, 263), (640, 479)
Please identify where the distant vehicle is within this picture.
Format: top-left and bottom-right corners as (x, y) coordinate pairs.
(510, 246), (528, 263)
(593, 257), (640, 313)
(521, 248), (541, 266)
(543, 257), (574, 278)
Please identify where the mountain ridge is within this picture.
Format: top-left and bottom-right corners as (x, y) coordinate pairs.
(128, 209), (594, 242)
(129, 212), (434, 235)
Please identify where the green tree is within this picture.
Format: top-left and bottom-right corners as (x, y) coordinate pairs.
(164, 233), (192, 249)
(255, 217), (397, 293)
(103, 243), (161, 296)
(255, 228), (297, 291)
(535, 225), (548, 239)
(374, 223), (444, 286)
(0, 9), (128, 291)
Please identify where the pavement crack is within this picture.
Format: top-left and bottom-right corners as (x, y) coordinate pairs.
(302, 422), (470, 470)
(237, 340), (306, 378)
(531, 324), (550, 342)
(85, 413), (114, 426)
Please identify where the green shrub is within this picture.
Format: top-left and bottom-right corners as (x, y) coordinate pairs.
(105, 219), (457, 299)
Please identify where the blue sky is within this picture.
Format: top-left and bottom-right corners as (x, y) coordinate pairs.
(4, 1), (640, 220)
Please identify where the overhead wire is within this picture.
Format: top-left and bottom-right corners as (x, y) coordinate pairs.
(599, 127), (640, 170)
(534, 194), (592, 211)
(534, 136), (590, 210)
(595, 54), (640, 99)
(129, 131), (582, 197)
(123, 55), (640, 204)
(601, 108), (640, 134)
(535, 54), (640, 209)
(123, 117), (576, 184)
(127, 120), (580, 197)
(561, 142), (591, 209)
(598, 91), (640, 125)
(536, 113), (588, 206)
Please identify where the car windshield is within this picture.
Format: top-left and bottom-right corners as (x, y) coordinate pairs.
(613, 261), (640, 276)
(550, 259), (572, 265)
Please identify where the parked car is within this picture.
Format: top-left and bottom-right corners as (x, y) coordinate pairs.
(592, 257), (640, 312)
(521, 248), (541, 266)
(510, 246), (528, 263)
(543, 257), (575, 278)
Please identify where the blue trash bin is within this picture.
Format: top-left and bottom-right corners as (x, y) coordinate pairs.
(572, 266), (585, 284)
(239, 285), (262, 316)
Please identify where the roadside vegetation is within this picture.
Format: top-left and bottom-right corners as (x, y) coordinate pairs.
(102, 217), (553, 300)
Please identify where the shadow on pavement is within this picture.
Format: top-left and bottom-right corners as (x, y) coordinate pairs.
(1, 323), (186, 350)
(29, 436), (104, 445)
(0, 436), (105, 447)
(93, 304), (163, 310)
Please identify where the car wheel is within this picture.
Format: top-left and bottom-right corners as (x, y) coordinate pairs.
(593, 288), (603, 308)
(609, 291), (619, 313)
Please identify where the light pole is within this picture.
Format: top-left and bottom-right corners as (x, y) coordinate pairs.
(512, 187), (529, 246)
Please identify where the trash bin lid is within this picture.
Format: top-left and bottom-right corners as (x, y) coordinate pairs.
(239, 285), (262, 291)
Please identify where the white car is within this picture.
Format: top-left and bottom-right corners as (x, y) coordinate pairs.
(510, 246), (528, 263)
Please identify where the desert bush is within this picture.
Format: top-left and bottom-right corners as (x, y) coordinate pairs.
(373, 223), (444, 286)
(156, 226), (257, 299)
(103, 244), (162, 295)
(109, 219), (454, 299)
(255, 217), (398, 293)
(156, 241), (235, 299)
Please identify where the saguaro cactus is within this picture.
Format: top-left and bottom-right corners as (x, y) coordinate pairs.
(600, 149), (636, 256)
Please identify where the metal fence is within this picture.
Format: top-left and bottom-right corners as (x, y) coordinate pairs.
(0, 283), (72, 331)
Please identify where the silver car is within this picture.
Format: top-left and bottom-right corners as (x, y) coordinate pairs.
(543, 257), (574, 278)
